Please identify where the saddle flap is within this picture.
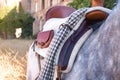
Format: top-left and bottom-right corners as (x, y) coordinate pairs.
(36, 30), (54, 48)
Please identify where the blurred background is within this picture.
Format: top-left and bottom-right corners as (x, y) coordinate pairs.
(0, 0), (116, 80)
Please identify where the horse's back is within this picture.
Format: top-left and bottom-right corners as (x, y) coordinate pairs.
(62, 3), (120, 80)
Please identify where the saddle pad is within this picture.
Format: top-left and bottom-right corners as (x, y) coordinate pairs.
(58, 20), (90, 71)
(58, 20), (104, 73)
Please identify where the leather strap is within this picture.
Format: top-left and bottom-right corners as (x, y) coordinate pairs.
(34, 53), (41, 80)
(55, 66), (61, 80)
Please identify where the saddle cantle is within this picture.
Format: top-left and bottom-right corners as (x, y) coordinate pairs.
(45, 6), (76, 21)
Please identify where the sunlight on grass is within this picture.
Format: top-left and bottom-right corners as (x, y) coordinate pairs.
(0, 49), (27, 80)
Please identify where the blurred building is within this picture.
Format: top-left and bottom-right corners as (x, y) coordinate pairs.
(0, 0), (73, 35)
(30, 0), (73, 35)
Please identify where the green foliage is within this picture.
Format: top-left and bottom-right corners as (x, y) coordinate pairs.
(104, 0), (116, 9)
(68, 0), (90, 9)
(69, 0), (116, 9)
(0, 10), (6, 19)
(0, 6), (34, 39)
(21, 16), (35, 38)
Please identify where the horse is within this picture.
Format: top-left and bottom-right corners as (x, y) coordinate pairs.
(27, 0), (120, 80)
(62, 1), (120, 80)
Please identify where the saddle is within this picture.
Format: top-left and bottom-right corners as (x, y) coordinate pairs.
(34, 2), (111, 80)
(33, 6), (75, 80)
(36, 6), (75, 50)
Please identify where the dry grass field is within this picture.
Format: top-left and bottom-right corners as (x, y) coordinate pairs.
(0, 39), (33, 80)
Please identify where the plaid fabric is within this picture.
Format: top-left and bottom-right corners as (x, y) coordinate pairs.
(37, 8), (88, 80)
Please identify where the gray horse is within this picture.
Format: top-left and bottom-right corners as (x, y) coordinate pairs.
(62, 0), (120, 80)
(27, 1), (120, 80)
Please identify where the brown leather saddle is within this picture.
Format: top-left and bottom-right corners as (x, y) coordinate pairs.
(36, 0), (107, 49)
(36, 8), (107, 50)
(34, 7), (76, 79)
(36, 6), (76, 49)
(35, 1), (111, 79)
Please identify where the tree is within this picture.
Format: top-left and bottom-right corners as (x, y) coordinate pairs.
(104, 0), (116, 9)
(69, 0), (90, 9)
(69, 0), (116, 9)
(0, 6), (34, 39)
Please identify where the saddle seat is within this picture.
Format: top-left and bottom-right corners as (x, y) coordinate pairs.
(45, 6), (76, 21)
